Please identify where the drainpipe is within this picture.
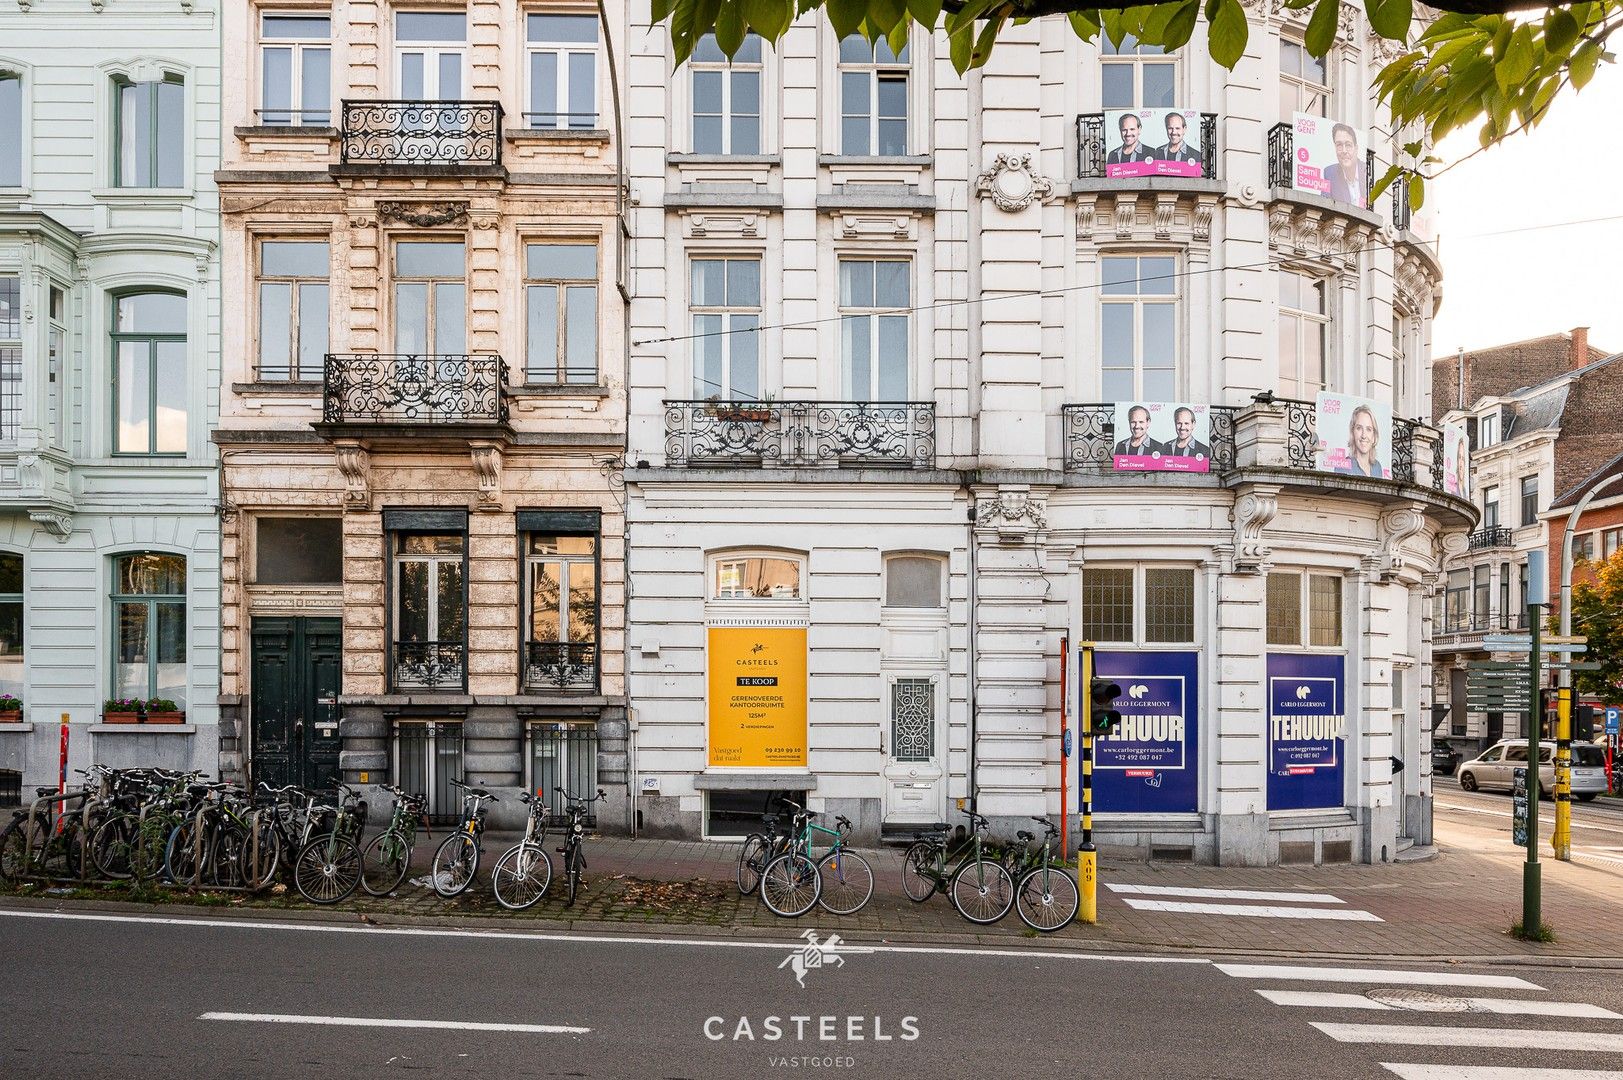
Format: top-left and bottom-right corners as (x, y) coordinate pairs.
(1456, 346), (1465, 410)
(966, 497), (979, 809)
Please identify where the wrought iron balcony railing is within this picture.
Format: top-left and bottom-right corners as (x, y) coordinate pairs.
(1275, 396), (1417, 483)
(1437, 611), (1526, 636)
(392, 641), (465, 691)
(1266, 122), (1375, 209)
(664, 400), (935, 468)
(524, 641), (598, 692)
(1468, 526), (1515, 551)
(340, 100), (503, 168)
(1075, 112), (1218, 180)
(323, 354), (509, 424)
(1061, 404), (1237, 473)
(1391, 172), (1413, 233)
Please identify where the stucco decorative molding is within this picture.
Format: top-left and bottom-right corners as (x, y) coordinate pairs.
(376, 200), (470, 228)
(17, 0), (33, 13)
(333, 441), (370, 508)
(348, 213), (377, 230)
(1112, 194), (1137, 239)
(686, 212), (761, 238)
(469, 211), (501, 231)
(1076, 202), (1095, 241)
(28, 511), (72, 541)
(1192, 198), (1217, 241)
(974, 153), (1055, 213)
(470, 443), (503, 508)
(1438, 529), (1470, 562)
(1266, 203), (1375, 268)
(975, 489), (1048, 542)
(1237, 183), (1261, 208)
(1153, 195), (1177, 239)
(1228, 485), (1281, 573)
(838, 212), (914, 240)
(1376, 504), (1428, 582)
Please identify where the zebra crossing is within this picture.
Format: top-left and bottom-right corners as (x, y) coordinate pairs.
(1218, 961), (1623, 1079)
(1108, 882), (1384, 921)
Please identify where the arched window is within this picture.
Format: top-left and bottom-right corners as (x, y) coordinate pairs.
(884, 554), (943, 610)
(111, 553), (187, 708)
(112, 291), (187, 454)
(0, 552), (21, 701)
(114, 74), (184, 188)
(712, 553), (801, 600)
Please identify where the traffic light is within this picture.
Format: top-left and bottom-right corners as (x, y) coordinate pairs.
(1088, 675), (1124, 735)
(1574, 704), (1596, 741)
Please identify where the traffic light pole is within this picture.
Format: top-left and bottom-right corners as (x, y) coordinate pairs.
(1523, 551), (1545, 936)
(1078, 643), (1097, 924)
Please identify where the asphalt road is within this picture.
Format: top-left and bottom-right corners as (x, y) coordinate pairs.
(1433, 775), (1623, 870)
(4, 906), (1623, 1079)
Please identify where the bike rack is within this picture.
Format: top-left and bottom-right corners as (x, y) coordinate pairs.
(13, 788), (95, 884)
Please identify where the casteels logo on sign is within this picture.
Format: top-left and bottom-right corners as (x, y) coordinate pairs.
(778, 929), (847, 988)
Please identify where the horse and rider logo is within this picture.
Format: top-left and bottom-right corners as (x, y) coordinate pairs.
(778, 929), (848, 988)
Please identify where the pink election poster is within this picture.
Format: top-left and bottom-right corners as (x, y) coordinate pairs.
(1292, 112), (1367, 209)
(1104, 109), (1205, 179)
(1112, 402), (1212, 473)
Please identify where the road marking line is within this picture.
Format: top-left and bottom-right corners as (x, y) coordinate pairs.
(1257, 990), (1621, 1018)
(1216, 964), (1541, 989)
(1122, 899), (1381, 922)
(199, 1012), (590, 1035)
(1382, 1066), (1623, 1080)
(0, 908), (1210, 965)
(1317, 1023), (1623, 1051)
(1106, 883), (1345, 903)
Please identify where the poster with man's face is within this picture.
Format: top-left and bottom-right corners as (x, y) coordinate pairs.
(1112, 401), (1212, 473)
(1314, 392), (1393, 480)
(1444, 422), (1470, 499)
(1292, 112), (1367, 209)
(1104, 109), (1204, 178)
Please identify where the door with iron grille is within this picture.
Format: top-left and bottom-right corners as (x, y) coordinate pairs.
(393, 720), (465, 824)
(250, 617), (342, 792)
(528, 722), (598, 809)
(882, 674), (944, 824)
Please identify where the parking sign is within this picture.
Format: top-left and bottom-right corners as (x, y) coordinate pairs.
(1606, 707), (1620, 736)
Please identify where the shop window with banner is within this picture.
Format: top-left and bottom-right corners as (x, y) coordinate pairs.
(527, 722), (598, 811)
(393, 719), (464, 825)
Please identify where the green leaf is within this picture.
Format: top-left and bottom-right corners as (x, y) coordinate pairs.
(1369, 162), (1402, 203)
(869, 0), (906, 34)
(1364, 0), (1412, 43)
(826, 0), (868, 40)
(1208, 0), (1249, 69)
(1544, 10), (1581, 56)
(887, 18), (911, 60)
(1163, 0), (1200, 51)
(969, 12), (1006, 70)
(740, 0), (793, 40)
(1067, 10), (1100, 42)
(650, 0), (676, 25)
(906, 0), (944, 29)
(1304, 0), (1339, 59)
(1495, 25), (1534, 92)
(1571, 38), (1603, 89)
(1407, 171), (1424, 213)
(948, 24), (974, 74)
(714, 1), (746, 55)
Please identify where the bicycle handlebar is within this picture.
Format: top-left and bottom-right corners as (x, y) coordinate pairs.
(553, 787), (607, 805)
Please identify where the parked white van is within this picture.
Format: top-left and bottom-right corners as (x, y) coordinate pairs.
(1457, 740), (1608, 801)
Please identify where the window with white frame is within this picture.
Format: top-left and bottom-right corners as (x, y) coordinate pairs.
(525, 242), (597, 384)
(1482, 484), (1499, 529)
(0, 69), (21, 187)
(1266, 570), (1343, 647)
(1100, 255), (1176, 401)
(1520, 474), (1539, 527)
(0, 276), (18, 443)
(0, 552), (20, 701)
(884, 554), (944, 609)
(1442, 567), (1467, 632)
(396, 11), (466, 99)
(257, 240), (329, 381)
(1082, 566), (1195, 645)
(839, 258), (910, 401)
(525, 12), (598, 129)
(1575, 532), (1597, 563)
(113, 292), (187, 455)
(713, 554), (801, 600)
(259, 13), (331, 125)
(393, 241), (466, 354)
(839, 35), (908, 156)
(1392, 313), (1409, 414)
(1279, 269), (1329, 398)
(115, 75), (184, 188)
(1605, 527), (1623, 561)
(690, 256), (760, 399)
(111, 553), (187, 708)
(46, 286), (63, 446)
(1280, 40), (1329, 119)
(1101, 34), (1174, 109)
(1478, 410), (1499, 447)
(690, 33), (761, 154)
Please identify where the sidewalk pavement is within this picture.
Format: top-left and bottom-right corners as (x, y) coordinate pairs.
(5, 813), (1621, 964)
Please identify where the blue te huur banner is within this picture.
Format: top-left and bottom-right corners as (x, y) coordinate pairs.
(1266, 653), (1347, 810)
(1086, 650), (1199, 814)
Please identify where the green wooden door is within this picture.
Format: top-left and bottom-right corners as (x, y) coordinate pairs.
(251, 617), (343, 791)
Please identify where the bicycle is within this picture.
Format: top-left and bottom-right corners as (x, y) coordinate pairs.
(554, 786), (605, 906)
(361, 784), (430, 897)
(166, 781), (259, 889)
(491, 790), (553, 910)
(736, 807), (792, 896)
(757, 801), (820, 917)
(1010, 816), (1078, 932)
(430, 778), (498, 898)
(900, 808), (1014, 924)
(760, 800), (873, 916)
(292, 781), (366, 904)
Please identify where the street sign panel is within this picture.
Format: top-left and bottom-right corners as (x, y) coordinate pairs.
(1483, 635), (1533, 650)
(1466, 661), (1525, 671)
(1543, 635), (1588, 645)
(1608, 708), (1621, 736)
(1541, 643), (1589, 654)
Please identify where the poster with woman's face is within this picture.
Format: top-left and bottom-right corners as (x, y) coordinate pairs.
(1315, 392), (1392, 480)
(1444, 422), (1470, 499)
(1292, 113), (1367, 210)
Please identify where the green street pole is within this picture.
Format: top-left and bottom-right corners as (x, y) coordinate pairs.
(1523, 551), (1546, 936)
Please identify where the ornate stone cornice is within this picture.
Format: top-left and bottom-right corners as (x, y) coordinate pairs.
(1266, 202), (1377, 269)
(376, 200), (470, 228)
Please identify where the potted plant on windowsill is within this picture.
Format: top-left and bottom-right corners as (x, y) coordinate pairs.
(713, 392), (775, 424)
(103, 698), (144, 724)
(143, 698), (185, 725)
(0, 694), (20, 724)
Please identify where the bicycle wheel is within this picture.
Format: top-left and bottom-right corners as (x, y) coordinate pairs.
(164, 821), (201, 886)
(1016, 866), (1079, 932)
(91, 815), (138, 880)
(238, 818), (283, 891)
(736, 833), (768, 896)
(206, 825), (249, 889)
(900, 839), (940, 902)
(566, 843), (581, 906)
(0, 818), (35, 881)
(816, 849), (874, 915)
(361, 830), (414, 897)
(949, 857), (1014, 925)
(294, 835), (362, 904)
(760, 852), (822, 918)
(492, 842), (553, 910)
(430, 832), (480, 898)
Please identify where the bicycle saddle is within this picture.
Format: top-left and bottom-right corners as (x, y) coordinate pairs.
(1017, 830), (1035, 842)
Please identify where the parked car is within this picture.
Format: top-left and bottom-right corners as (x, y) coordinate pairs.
(1457, 740), (1608, 801)
(1431, 741), (1462, 777)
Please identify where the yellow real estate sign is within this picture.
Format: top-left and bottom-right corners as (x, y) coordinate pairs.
(707, 625), (807, 768)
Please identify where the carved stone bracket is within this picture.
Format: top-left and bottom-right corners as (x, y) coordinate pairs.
(1228, 485), (1281, 574)
(1266, 202), (1376, 270)
(333, 441), (370, 508)
(470, 442), (503, 508)
(1376, 503), (1428, 582)
(28, 511), (72, 541)
(1113, 194), (1137, 239)
(376, 200), (470, 228)
(974, 152), (1055, 213)
(1076, 202), (1095, 241)
(975, 489), (1049, 543)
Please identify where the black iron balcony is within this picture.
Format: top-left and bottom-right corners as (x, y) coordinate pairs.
(392, 641), (465, 691)
(1061, 403), (1237, 473)
(1076, 112), (1218, 180)
(324, 354), (509, 424)
(1266, 122), (1374, 209)
(1392, 172), (1413, 233)
(524, 641), (598, 692)
(664, 400), (935, 468)
(1468, 526), (1515, 551)
(339, 100), (503, 169)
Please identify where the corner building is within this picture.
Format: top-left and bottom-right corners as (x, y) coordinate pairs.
(216, 0), (628, 827)
(624, 9), (1472, 862)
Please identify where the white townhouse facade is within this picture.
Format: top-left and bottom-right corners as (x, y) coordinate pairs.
(0, 2), (222, 788)
(624, 9), (1472, 863)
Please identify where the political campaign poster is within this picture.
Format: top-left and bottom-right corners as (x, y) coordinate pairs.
(1104, 108), (1205, 178)
(1443, 421), (1470, 499)
(1315, 391), (1393, 480)
(1089, 650), (1200, 814)
(707, 620), (808, 768)
(1292, 112), (1368, 209)
(1267, 653), (1347, 811)
(1112, 401), (1213, 473)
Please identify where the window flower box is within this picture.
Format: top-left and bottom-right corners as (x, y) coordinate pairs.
(143, 711), (186, 725)
(0, 696), (19, 724)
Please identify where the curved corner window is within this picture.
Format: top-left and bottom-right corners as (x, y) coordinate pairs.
(714, 555), (800, 600)
(115, 75), (184, 188)
(0, 71), (21, 188)
(884, 555), (943, 609)
(0, 552), (21, 700)
(113, 292), (187, 454)
(112, 553), (187, 708)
